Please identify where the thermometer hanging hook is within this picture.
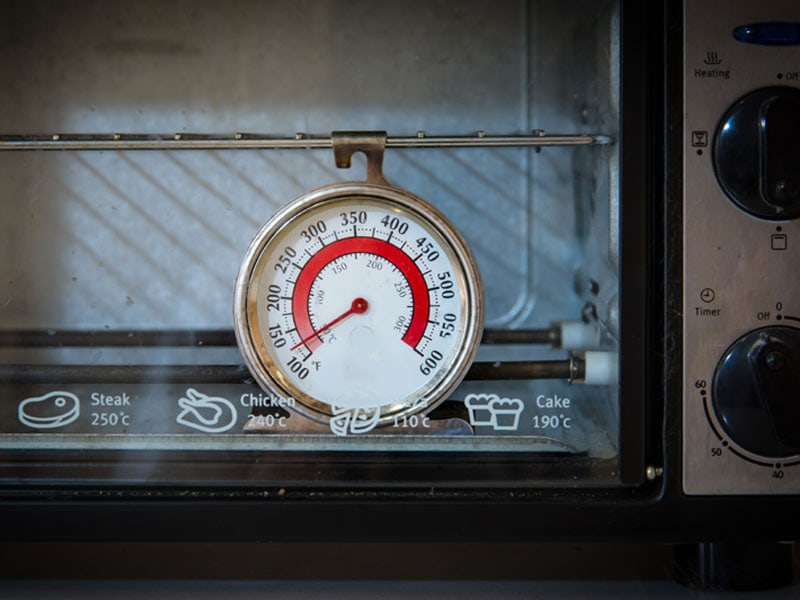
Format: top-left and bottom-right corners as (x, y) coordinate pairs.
(331, 131), (389, 186)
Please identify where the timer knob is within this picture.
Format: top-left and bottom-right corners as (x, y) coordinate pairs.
(712, 326), (800, 458)
(713, 87), (800, 220)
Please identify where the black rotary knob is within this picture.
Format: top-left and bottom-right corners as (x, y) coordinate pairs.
(713, 326), (800, 458)
(713, 87), (800, 220)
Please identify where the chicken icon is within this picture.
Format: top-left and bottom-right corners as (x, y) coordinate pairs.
(176, 388), (238, 433)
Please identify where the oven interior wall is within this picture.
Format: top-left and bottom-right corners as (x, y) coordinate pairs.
(0, 0), (622, 484)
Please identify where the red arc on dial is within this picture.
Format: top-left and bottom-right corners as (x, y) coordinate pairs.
(291, 237), (430, 352)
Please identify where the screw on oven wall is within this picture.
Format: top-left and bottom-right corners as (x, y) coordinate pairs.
(646, 466), (663, 481)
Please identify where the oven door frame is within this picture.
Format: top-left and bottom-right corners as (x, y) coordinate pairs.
(7, 0), (796, 546)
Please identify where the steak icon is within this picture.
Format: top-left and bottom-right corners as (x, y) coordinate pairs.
(19, 391), (80, 429)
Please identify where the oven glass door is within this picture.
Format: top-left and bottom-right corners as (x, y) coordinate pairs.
(0, 0), (640, 489)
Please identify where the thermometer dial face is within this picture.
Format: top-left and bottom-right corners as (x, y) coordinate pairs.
(234, 183), (483, 427)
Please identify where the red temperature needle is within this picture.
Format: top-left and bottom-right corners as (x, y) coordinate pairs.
(290, 297), (368, 351)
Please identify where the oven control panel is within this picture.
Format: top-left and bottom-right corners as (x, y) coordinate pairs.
(683, 0), (800, 493)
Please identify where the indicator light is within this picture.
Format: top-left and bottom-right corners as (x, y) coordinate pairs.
(733, 22), (800, 46)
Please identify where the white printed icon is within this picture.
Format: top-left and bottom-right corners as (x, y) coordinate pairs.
(329, 405), (381, 437)
(464, 393), (524, 431)
(177, 388), (238, 433)
(19, 391), (80, 429)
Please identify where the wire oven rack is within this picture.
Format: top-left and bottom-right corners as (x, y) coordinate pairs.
(0, 129), (611, 386)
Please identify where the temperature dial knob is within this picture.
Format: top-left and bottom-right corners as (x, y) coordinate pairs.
(712, 326), (800, 458)
(713, 87), (800, 220)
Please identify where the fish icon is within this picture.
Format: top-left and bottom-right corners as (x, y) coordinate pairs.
(176, 388), (237, 433)
(18, 391), (80, 429)
(329, 405), (380, 436)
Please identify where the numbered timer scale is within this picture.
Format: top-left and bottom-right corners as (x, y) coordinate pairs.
(0, 130), (619, 483)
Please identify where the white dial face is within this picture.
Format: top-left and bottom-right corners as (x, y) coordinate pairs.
(235, 185), (483, 425)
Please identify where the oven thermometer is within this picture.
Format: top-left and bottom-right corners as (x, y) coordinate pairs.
(234, 182), (484, 431)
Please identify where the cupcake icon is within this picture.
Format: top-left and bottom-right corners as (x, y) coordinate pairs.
(488, 397), (524, 431)
(464, 393), (498, 426)
(464, 394), (524, 431)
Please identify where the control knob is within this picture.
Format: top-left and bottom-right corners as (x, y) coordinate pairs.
(713, 326), (800, 458)
(713, 87), (800, 220)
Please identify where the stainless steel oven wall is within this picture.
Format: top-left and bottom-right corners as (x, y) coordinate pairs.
(0, 0), (619, 331)
(0, 1), (622, 473)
